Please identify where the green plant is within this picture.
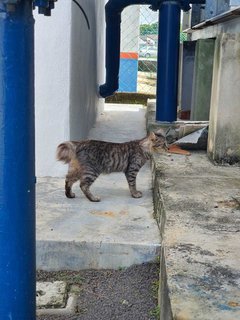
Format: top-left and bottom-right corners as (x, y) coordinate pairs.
(140, 22), (158, 35)
(151, 279), (159, 299)
(150, 305), (160, 319)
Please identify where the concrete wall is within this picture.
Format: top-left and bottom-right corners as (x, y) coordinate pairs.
(208, 33), (240, 164)
(35, 0), (105, 177)
(70, 0), (105, 140)
(189, 14), (240, 164)
(190, 39), (215, 121)
(35, 1), (71, 177)
(191, 16), (240, 41)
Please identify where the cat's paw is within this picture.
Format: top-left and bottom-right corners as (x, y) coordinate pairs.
(90, 196), (101, 202)
(66, 192), (76, 199)
(131, 191), (142, 198)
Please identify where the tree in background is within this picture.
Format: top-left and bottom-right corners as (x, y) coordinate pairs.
(140, 22), (158, 35)
(140, 22), (187, 42)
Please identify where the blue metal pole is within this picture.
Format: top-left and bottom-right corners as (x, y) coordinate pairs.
(156, 1), (181, 122)
(0, 1), (36, 319)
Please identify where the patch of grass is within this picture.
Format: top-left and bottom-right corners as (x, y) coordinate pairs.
(105, 92), (156, 106)
(151, 279), (159, 299)
(37, 270), (83, 286)
(150, 277), (160, 319)
(118, 266), (126, 271)
(150, 305), (160, 319)
(155, 254), (160, 264)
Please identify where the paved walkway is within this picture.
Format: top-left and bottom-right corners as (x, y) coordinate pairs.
(36, 104), (160, 270)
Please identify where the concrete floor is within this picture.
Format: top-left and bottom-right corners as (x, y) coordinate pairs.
(153, 151), (240, 320)
(36, 104), (160, 270)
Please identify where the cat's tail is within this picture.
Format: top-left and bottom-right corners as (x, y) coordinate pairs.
(56, 142), (76, 164)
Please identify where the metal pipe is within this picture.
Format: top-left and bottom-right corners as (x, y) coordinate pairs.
(99, 0), (161, 98)
(100, 0), (206, 123)
(0, 1), (36, 318)
(156, 1), (181, 121)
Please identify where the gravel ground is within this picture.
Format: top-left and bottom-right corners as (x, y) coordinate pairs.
(37, 262), (159, 320)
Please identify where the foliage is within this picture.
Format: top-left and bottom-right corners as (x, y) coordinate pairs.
(140, 22), (158, 35)
(150, 305), (160, 319)
(140, 22), (188, 43)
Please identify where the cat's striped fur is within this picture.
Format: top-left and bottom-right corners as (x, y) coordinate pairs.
(57, 132), (166, 202)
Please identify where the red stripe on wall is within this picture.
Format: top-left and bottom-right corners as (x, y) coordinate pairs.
(120, 52), (138, 59)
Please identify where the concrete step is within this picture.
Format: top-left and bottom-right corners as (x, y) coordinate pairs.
(36, 104), (160, 271)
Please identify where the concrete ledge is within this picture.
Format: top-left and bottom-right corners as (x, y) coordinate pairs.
(37, 240), (160, 271)
(152, 152), (240, 319)
(36, 174), (160, 271)
(146, 99), (208, 139)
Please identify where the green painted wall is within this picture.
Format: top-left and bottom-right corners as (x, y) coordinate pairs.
(191, 39), (215, 121)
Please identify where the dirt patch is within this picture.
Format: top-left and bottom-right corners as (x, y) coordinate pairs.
(37, 262), (159, 320)
(90, 210), (116, 218)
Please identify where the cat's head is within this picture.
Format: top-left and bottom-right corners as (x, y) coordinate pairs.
(140, 132), (168, 154)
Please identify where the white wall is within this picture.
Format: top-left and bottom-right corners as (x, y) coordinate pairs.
(35, 0), (71, 177)
(35, 0), (105, 177)
(70, 0), (105, 140)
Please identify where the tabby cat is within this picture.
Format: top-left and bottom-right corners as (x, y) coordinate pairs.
(56, 132), (167, 202)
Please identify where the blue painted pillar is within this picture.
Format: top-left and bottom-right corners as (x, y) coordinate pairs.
(156, 1), (181, 122)
(0, 1), (36, 319)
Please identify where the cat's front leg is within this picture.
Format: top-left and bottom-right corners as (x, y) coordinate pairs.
(125, 170), (142, 199)
(131, 189), (142, 198)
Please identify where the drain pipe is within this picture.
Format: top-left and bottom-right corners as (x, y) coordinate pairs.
(0, 1), (57, 318)
(99, 0), (205, 122)
(156, 1), (181, 122)
(99, 0), (160, 99)
(156, 0), (205, 122)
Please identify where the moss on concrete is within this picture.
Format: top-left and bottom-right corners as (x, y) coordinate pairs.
(106, 92), (155, 106)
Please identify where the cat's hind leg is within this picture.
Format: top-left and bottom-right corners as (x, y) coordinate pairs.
(65, 159), (81, 198)
(65, 174), (79, 198)
(125, 167), (142, 198)
(80, 170), (100, 202)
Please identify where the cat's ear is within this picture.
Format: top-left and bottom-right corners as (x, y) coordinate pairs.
(148, 132), (156, 141)
(155, 128), (166, 137)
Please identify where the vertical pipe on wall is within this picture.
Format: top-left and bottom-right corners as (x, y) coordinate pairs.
(156, 1), (181, 122)
(99, 0), (160, 98)
(0, 1), (36, 319)
(99, 1), (121, 98)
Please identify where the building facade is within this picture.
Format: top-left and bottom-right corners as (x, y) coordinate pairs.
(181, 0), (240, 164)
